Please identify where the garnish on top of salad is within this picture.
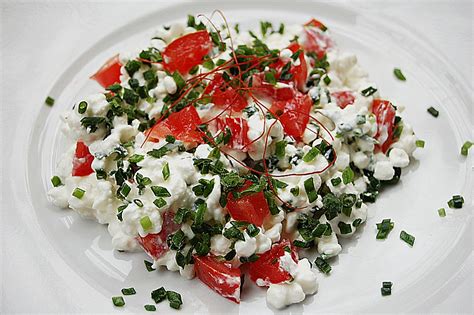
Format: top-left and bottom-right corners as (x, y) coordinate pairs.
(48, 14), (421, 309)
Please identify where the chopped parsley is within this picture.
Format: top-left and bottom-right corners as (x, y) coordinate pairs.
(376, 219), (394, 239)
(393, 68), (406, 81)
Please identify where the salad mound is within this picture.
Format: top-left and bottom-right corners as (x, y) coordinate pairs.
(48, 15), (419, 309)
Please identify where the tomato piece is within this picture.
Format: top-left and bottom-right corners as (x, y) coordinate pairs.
(304, 18), (327, 31)
(248, 240), (298, 286)
(194, 255), (242, 303)
(213, 89), (248, 112)
(271, 91), (313, 139)
(203, 73), (225, 95)
(90, 55), (122, 88)
(285, 43), (308, 91)
(71, 141), (94, 176)
(226, 181), (270, 226)
(251, 73), (294, 101)
(331, 91), (355, 109)
(137, 211), (180, 260)
(302, 27), (333, 59)
(216, 117), (250, 150)
(147, 106), (203, 144)
(162, 30), (212, 74)
(372, 99), (396, 153)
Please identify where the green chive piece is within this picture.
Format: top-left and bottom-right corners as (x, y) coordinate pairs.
(151, 186), (171, 197)
(153, 198), (167, 208)
(400, 230), (415, 246)
(144, 260), (155, 272)
(162, 162), (170, 181)
(78, 101), (88, 114)
(331, 177), (341, 187)
(166, 291), (183, 309)
(275, 140), (287, 158)
(415, 140), (425, 148)
(264, 71), (277, 85)
(133, 199), (144, 207)
(304, 177), (318, 203)
(144, 304), (156, 311)
(140, 216), (153, 231)
(121, 287), (136, 295)
(361, 86), (377, 97)
(129, 154), (144, 163)
(338, 221), (352, 234)
(151, 287), (167, 303)
(303, 147), (320, 163)
(437, 208), (446, 217)
(376, 219), (394, 239)
(72, 187), (85, 199)
(382, 281), (393, 289)
(427, 106), (439, 117)
(172, 71), (186, 91)
(461, 141), (473, 156)
(112, 296), (125, 307)
(381, 282), (392, 296)
(118, 183), (131, 198)
(315, 257), (331, 274)
(323, 75), (331, 85)
(51, 176), (62, 187)
(447, 195), (464, 209)
(393, 68), (406, 81)
(165, 135), (176, 143)
(45, 96), (55, 106)
(342, 166), (354, 185)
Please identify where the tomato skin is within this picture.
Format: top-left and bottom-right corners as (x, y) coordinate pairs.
(162, 30), (212, 74)
(251, 73), (294, 101)
(137, 211), (180, 260)
(271, 91), (313, 139)
(194, 255), (242, 303)
(226, 181), (270, 226)
(304, 18), (327, 31)
(71, 141), (94, 176)
(205, 74), (248, 112)
(147, 106), (203, 144)
(216, 117), (250, 151)
(331, 91), (355, 109)
(302, 26), (332, 59)
(285, 43), (308, 91)
(248, 240), (298, 286)
(372, 99), (396, 153)
(90, 55), (122, 88)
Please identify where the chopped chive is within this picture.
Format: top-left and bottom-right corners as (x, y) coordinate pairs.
(381, 282), (392, 296)
(427, 106), (439, 117)
(51, 176), (62, 187)
(121, 287), (136, 295)
(415, 140), (425, 148)
(331, 177), (341, 187)
(393, 68), (406, 81)
(400, 230), (415, 246)
(304, 177), (318, 203)
(153, 198), (167, 208)
(162, 162), (170, 180)
(314, 257), (331, 274)
(151, 287), (167, 303)
(447, 195), (464, 209)
(144, 304), (156, 311)
(438, 207), (446, 217)
(338, 221), (352, 234)
(461, 141), (472, 156)
(133, 199), (143, 207)
(78, 101), (88, 114)
(129, 154), (144, 163)
(323, 75), (331, 85)
(172, 71), (186, 90)
(166, 291), (183, 309)
(361, 86), (377, 97)
(342, 166), (354, 185)
(45, 96), (55, 106)
(264, 71), (277, 85)
(382, 281), (392, 289)
(112, 296), (125, 307)
(352, 218), (363, 228)
(290, 186), (300, 197)
(376, 219), (394, 239)
(151, 186), (171, 197)
(303, 147), (320, 163)
(165, 135), (176, 143)
(246, 224), (260, 237)
(144, 260), (155, 272)
(72, 187), (85, 199)
(140, 216), (153, 231)
(275, 140), (287, 158)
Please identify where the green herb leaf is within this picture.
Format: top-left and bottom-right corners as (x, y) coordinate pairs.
(315, 256), (331, 274)
(303, 147), (320, 163)
(51, 176), (62, 187)
(121, 287), (136, 295)
(151, 287), (167, 303)
(112, 296), (125, 307)
(361, 86), (377, 97)
(140, 216), (153, 231)
(151, 186), (171, 197)
(72, 187), (85, 199)
(45, 96), (55, 106)
(129, 154), (144, 163)
(415, 140), (425, 148)
(427, 106), (439, 117)
(438, 208), (446, 217)
(78, 101), (88, 114)
(144, 260), (155, 272)
(400, 230), (415, 246)
(166, 291), (183, 309)
(342, 166), (354, 185)
(144, 304), (156, 311)
(393, 68), (406, 81)
(461, 141), (473, 156)
(162, 162), (170, 180)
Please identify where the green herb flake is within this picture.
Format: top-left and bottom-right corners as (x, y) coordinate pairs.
(151, 287), (167, 304)
(342, 166), (354, 185)
(129, 154), (144, 163)
(315, 256), (331, 274)
(361, 86), (377, 97)
(72, 187), (85, 199)
(400, 230), (415, 246)
(338, 221), (352, 234)
(51, 176), (62, 187)
(447, 195), (464, 209)
(275, 140), (287, 158)
(78, 101), (88, 114)
(162, 162), (170, 180)
(381, 281), (392, 296)
(151, 186), (171, 197)
(376, 218), (394, 240)
(264, 71), (277, 85)
(144, 304), (156, 311)
(172, 71), (186, 91)
(118, 183), (131, 198)
(461, 141), (473, 156)
(415, 140), (425, 148)
(140, 216), (153, 231)
(112, 296), (125, 307)
(427, 106), (439, 117)
(166, 291), (183, 309)
(438, 208), (446, 217)
(165, 135), (176, 143)
(393, 68), (406, 81)
(331, 177), (341, 187)
(144, 260), (155, 272)
(303, 147), (320, 163)
(153, 197), (167, 209)
(45, 96), (55, 106)
(323, 75), (331, 85)
(121, 287), (136, 295)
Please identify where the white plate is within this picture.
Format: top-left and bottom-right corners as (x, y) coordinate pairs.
(2, 1), (472, 313)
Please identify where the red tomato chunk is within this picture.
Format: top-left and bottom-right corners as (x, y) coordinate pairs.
(372, 99), (396, 153)
(90, 55), (122, 88)
(71, 141), (94, 177)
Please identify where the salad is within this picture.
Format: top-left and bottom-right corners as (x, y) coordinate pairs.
(48, 14), (420, 309)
